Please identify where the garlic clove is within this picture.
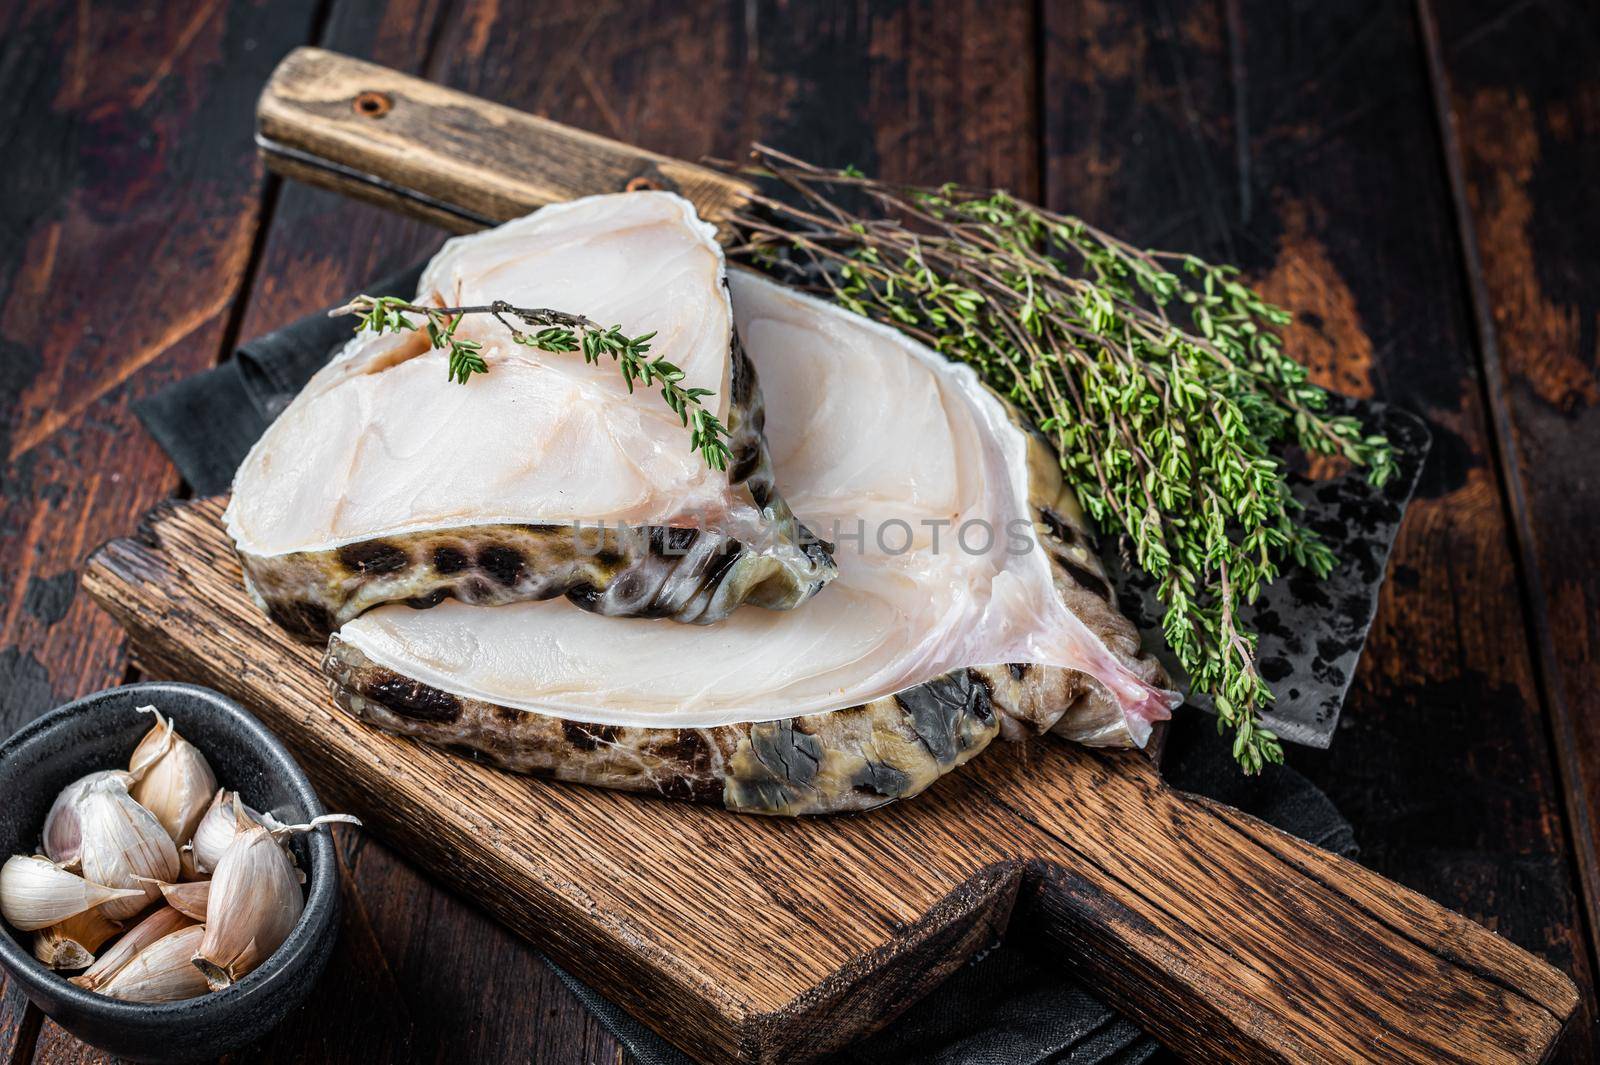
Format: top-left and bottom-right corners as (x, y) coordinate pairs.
(32, 908), (123, 970)
(127, 705), (176, 777)
(129, 707), (218, 846)
(77, 778), (180, 920)
(156, 879), (209, 922)
(192, 825), (303, 990)
(189, 789), (266, 876)
(71, 905), (194, 991)
(190, 812), (359, 990)
(98, 924), (210, 1003)
(41, 770), (136, 871)
(0, 855), (144, 931)
(36, 933), (93, 971)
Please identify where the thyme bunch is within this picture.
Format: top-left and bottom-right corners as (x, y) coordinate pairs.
(334, 296), (732, 471)
(723, 145), (1395, 772)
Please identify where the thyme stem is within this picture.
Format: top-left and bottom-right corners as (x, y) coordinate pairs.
(722, 145), (1397, 772)
(332, 296), (733, 472)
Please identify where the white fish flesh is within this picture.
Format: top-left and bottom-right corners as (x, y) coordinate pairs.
(325, 271), (1177, 814)
(225, 193), (834, 638)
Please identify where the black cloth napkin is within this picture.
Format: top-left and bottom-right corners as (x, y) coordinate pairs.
(135, 267), (1359, 1065)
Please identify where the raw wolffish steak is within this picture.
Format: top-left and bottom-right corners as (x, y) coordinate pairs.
(225, 193), (834, 638)
(325, 271), (1178, 815)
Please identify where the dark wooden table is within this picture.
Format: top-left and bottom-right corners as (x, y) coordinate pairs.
(0, 1), (1595, 1061)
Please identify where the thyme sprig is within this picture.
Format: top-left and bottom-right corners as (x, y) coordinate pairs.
(333, 296), (732, 471)
(723, 144), (1395, 772)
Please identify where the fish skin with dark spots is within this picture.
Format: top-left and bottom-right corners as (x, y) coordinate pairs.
(323, 272), (1176, 815)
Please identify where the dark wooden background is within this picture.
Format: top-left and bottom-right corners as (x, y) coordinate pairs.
(0, 0), (1595, 1061)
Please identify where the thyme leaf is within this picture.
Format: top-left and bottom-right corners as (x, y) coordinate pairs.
(333, 296), (732, 472)
(723, 144), (1397, 773)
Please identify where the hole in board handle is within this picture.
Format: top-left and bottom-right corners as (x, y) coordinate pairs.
(354, 91), (393, 118)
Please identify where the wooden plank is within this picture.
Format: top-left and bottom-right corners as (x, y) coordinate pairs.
(0, 0), (319, 732)
(1040, 2), (1599, 1053)
(81, 497), (1580, 1063)
(1420, 0), (1600, 996)
(26, 1025), (103, 1065)
(224, 824), (626, 1064)
(0, 1), (320, 1061)
(0, 981), (38, 1065)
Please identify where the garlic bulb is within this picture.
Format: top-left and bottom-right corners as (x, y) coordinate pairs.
(77, 778), (180, 920)
(98, 924), (210, 1003)
(156, 879), (209, 922)
(192, 825), (302, 990)
(41, 770), (135, 871)
(128, 707), (217, 846)
(72, 905), (194, 991)
(0, 855), (143, 931)
(32, 907), (123, 969)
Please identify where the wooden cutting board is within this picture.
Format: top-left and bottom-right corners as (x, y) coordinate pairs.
(85, 48), (1580, 1065)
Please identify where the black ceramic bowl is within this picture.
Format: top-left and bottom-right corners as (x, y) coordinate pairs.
(0, 682), (339, 1062)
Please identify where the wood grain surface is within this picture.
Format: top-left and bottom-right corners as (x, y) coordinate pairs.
(1040, 9), (1600, 1064)
(83, 496), (1580, 1064)
(0, 1), (1595, 1062)
(1422, 0), (1600, 1010)
(0, 0), (322, 1057)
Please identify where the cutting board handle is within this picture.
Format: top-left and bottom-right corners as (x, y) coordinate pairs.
(997, 749), (1580, 1062)
(250, 49), (1583, 1062)
(256, 47), (753, 232)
